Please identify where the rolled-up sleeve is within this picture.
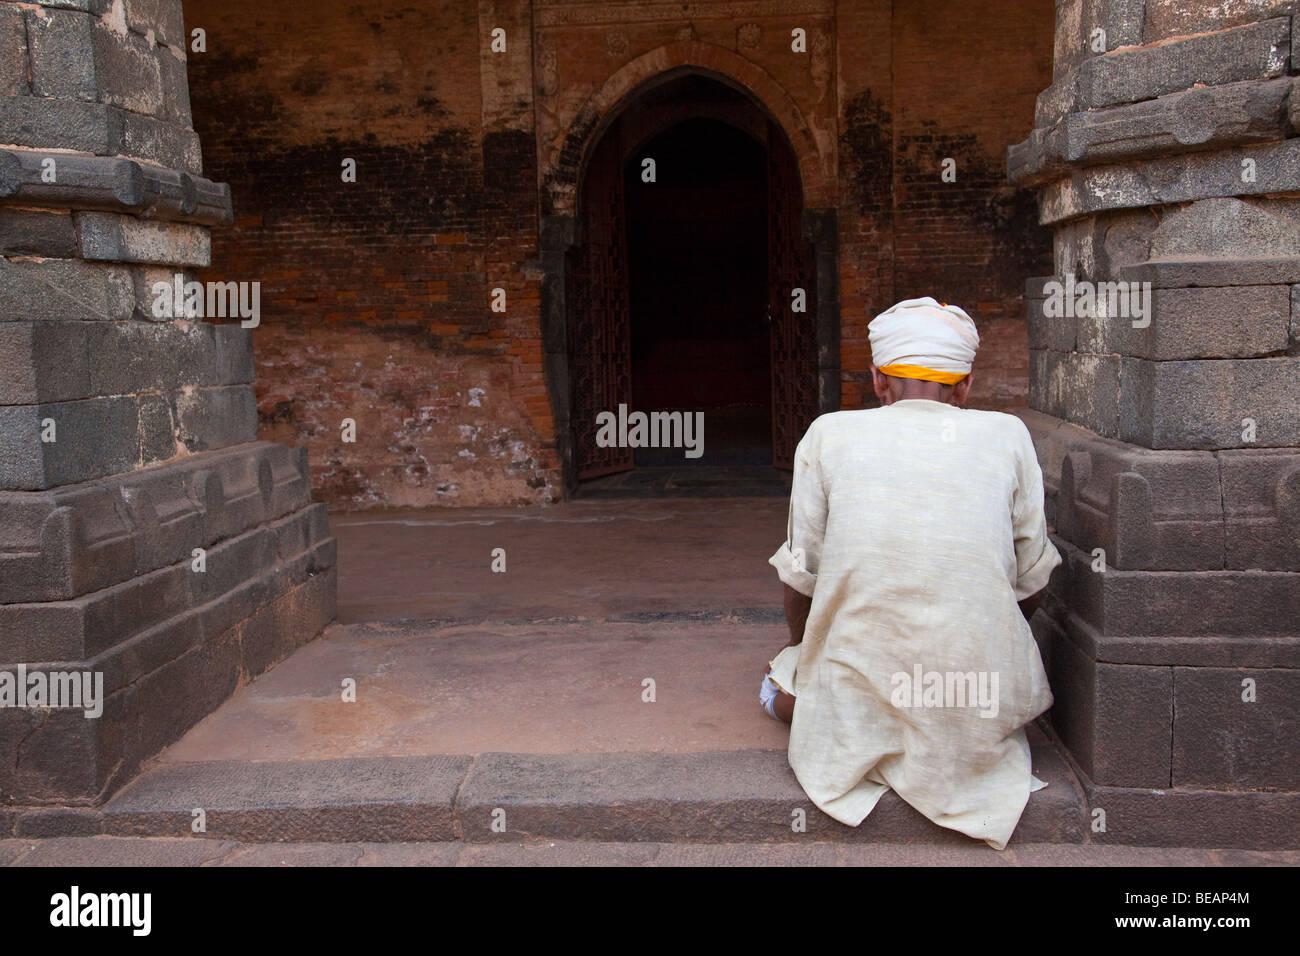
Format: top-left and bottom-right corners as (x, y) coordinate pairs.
(1011, 423), (1061, 600)
(769, 427), (827, 598)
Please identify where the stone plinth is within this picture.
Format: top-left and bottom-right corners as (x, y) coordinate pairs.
(1010, 0), (1300, 845)
(0, 0), (335, 807)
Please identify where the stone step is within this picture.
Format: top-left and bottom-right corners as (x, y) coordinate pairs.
(92, 743), (1086, 845)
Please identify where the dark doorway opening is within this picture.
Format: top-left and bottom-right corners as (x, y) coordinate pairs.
(626, 118), (770, 466)
(565, 73), (819, 497)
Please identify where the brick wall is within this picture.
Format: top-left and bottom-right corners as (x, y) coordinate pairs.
(185, 0), (1053, 508)
(838, 0), (1055, 411)
(186, 0), (558, 508)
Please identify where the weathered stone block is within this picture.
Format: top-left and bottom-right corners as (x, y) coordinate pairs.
(137, 391), (177, 464)
(194, 564), (281, 642)
(268, 447), (314, 519)
(1010, 78), (1291, 186)
(1028, 349), (1120, 437)
(1220, 448), (1300, 571)
(1172, 666), (1300, 790)
(1081, 778), (1300, 848)
(1049, 0), (1154, 99)
(0, 208), (79, 258)
(189, 526), (276, 608)
(154, 44), (191, 126)
(0, 148), (233, 225)
(1040, 141), (1300, 225)
(115, 108), (202, 174)
(173, 385), (258, 452)
(25, 491), (137, 602)
(1293, 284), (1300, 355)
(32, 1), (113, 11)
(1102, 0), (1145, 49)
(1058, 545), (1300, 644)
(1047, 626), (1172, 788)
(0, 256), (134, 323)
(0, 600), (87, 661)
(76, 211), (210, 266)
(104, 751), (465, 842)
(1026, 414), (1233, 567)
(239, 565), (336, 678)
(1084, 17), (1290, 112)
(116, 625), (244, 786)
(0, 96), (114, 155)
(25, 6), (97, 101)
(94, 606), (205, 699)
(85, 320), (217, 394)
(78, 562), (193, 659)
(0, 704), (98, 802)
(265, 503), (323, 564)
(1115, 286), (1292, 360)
(1122, 256), (1300, 289)
(0, 503), (76, 604)
(0, 5), (28, 96)
(0, 397), (140, 490)
(1025, 276), (1076, 351)
(1144, 0), (1297, 43)
(13, 808), (102, 838)
(90, 19), (163, 117)
(1150, 197), (1300, 261)
(124, 0), (185, 49)
(0, 322), (91, 405)
(213, 324), (255, 384)
(1119, 356), (1300, 449)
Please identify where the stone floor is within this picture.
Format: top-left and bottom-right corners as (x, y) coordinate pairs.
(576, 465), (792, 497)
(5, 837), (1294, 867)
(331, 497), (789, 623)
(160, 618), (792, 761)
(7, 499), (1292, 864)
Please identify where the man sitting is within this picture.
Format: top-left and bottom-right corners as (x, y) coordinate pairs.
(760, 296), (1060, 850)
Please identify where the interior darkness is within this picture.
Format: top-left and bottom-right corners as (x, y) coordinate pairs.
(624, 117), (771, 466)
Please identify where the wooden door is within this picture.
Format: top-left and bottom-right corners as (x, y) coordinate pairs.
(570, 134), (634, 479)
(767, 124), (819, 469)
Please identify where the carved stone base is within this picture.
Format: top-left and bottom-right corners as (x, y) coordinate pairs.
(0, 441), (336, 806)
(1021, 411), (1299, 807)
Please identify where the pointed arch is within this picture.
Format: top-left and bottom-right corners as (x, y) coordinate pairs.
(543, 40), (835, 217)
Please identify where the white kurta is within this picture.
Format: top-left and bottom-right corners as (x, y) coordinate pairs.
(768, 399), (1060, 849)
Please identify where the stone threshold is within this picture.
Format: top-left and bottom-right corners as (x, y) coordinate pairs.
(4, 745), (1089, 846)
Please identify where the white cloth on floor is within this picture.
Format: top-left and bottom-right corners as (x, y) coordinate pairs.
(768, 400), (1060, 850)
(759, 672), (782, 717)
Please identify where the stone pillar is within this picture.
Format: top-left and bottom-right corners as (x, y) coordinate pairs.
(1010, 0), (1299, 847)
(0, 0), (335, 826)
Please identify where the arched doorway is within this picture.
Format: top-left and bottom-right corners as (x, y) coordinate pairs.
(565, 73), (823, 490)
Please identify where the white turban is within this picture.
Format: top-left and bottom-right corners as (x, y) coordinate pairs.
(868, 296), (979, 384)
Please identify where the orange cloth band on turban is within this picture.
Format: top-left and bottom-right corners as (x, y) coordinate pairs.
(877, 363), (968, 386)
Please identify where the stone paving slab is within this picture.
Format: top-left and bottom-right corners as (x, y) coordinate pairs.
(455, 745), (1083, 845)
(2, 837), (1294, 867)
(96, 741), (1082, 846)
(213, 841), (463, 867)
(159, 619), (794, 761)
(330, 499), (788, 624)
(5, 836), (237, 867)
(102, 755), (471, 842)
